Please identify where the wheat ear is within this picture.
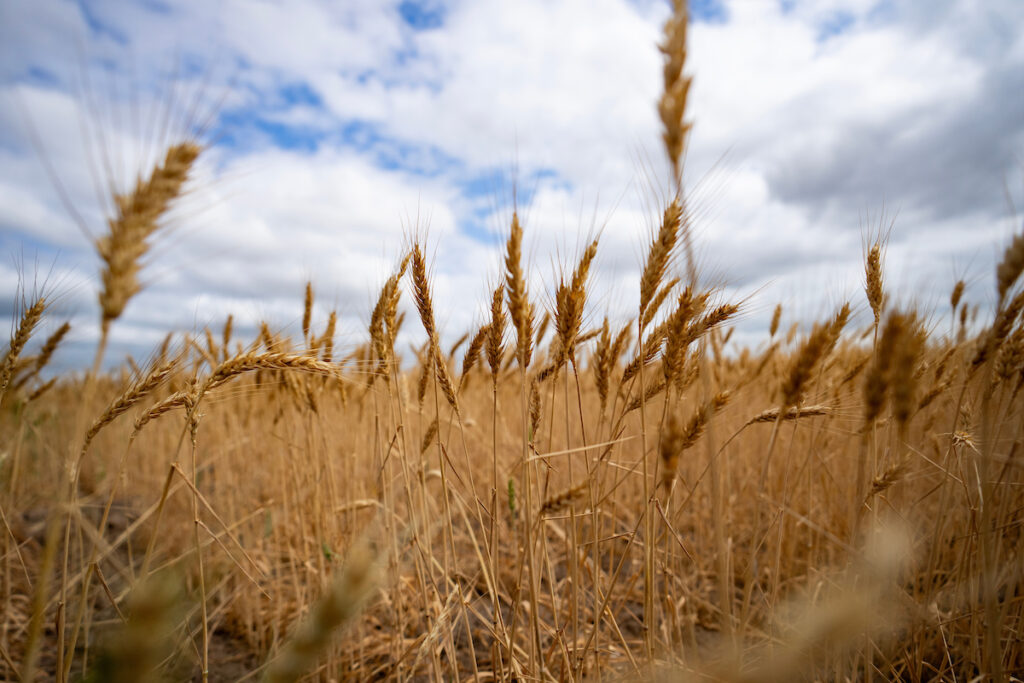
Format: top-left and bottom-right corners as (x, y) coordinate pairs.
(865, 242), (884, 327)
(14, 321), (70, 392)
(80, 359), (177, 459)
(486, 284), (505, 378)
(997, 229), (1024, 304)
(659, 391), (731, 491)
(0, 295), (46, 402)
(97, 142), (200, 334)
(770, 303), (782, 338)
(658, 0), (692, 181)
(639, 199), (682, 319)
(504, 213), (534, 368)
(410, 243), (459, 413)
(554, 237), (599, 366)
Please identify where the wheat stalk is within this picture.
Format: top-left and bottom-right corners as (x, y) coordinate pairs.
(410, 243), (459, 414)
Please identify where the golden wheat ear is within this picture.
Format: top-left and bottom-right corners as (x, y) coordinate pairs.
(15, 320), (70, 390)
(639, 200), (682, 321)
(504, 212), (534, 369)
(0, 295), (46, 402)
(997, 230), (1024, 304)
(658, 0), (693, 183)
(94, 142), (201, 369)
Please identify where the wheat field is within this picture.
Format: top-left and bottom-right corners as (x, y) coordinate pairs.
(2, 2), (1023, 681)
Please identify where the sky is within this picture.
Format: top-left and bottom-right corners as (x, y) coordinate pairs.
(1, 0), (1022, 371)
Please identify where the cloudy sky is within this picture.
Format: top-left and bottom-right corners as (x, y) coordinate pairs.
(1, 0), (1022, 371)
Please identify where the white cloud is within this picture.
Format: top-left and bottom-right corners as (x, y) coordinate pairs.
(0, 0), (1021, 369)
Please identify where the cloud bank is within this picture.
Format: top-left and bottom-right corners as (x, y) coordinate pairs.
(1, 0), (1021, 369)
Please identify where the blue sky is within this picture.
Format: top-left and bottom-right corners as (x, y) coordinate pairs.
(1, 0), (1022, 371)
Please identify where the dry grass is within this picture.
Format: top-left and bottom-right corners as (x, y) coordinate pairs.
(3, 223), (1024, 680)
(3, 3), (1023, 682)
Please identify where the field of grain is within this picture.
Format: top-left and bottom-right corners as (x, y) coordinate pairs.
(3, 2), (1023, 681)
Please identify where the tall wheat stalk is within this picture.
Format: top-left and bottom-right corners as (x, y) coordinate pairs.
(503, 212), (544, 673)
(94, 142), (200, 374)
